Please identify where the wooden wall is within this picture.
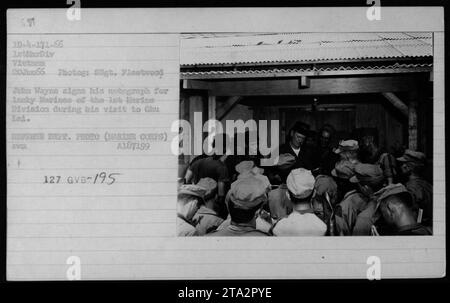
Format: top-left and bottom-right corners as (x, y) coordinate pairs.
(251, 100), (407, 154)
(179, 91), (432, 176)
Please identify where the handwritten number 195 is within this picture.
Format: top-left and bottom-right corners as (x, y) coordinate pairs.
(93, 172), (120, 185)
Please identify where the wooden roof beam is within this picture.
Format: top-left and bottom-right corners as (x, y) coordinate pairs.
(381, 92), (409, 117)
(183, 75), (420, 96)
(217, 96), (242, 121)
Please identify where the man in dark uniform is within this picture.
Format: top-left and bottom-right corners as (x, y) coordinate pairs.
(278, 121), (313, 170)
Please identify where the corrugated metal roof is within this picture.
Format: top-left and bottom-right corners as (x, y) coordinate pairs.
(180, 33), (432, 66)
(181, 63), (432, 79)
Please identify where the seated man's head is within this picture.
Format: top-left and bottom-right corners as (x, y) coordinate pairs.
(286, 168), (315, 206)
(377, 184), (415, 229)
(397, 149), (427, 177)
(331, 160), (358, 195)
(177, 184), (206, 221)
(349, 163), (385, 196)
(226, 174), (269, 224)
(289, 122), (310, 149)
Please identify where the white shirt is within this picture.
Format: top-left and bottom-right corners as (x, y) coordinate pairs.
(291, 146), (301, 156)
(273, 211), (327, 236)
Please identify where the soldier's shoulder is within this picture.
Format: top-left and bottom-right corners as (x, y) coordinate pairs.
(248, 230), (270, 236)
(343, 190), (364, 200)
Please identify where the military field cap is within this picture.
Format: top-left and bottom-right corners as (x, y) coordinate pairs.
(286, 168), (315, 199)
(196, 177), (217, 200)
(349, 163), (384, 185)
(334, 140), (359, 154)
(397, 149), (426, 165)
(331, 160), (356, 179)
(375, 183), (413, 206)
(178, 184), (207, 201)
(228, 174), (269, 210)
(314, 175), (337, 196)
(235, 160), (255, 174)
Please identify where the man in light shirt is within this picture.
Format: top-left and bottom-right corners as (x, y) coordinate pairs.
(272, 168), (327, 236)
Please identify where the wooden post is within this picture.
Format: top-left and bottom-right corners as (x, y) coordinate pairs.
(208, 95), (216, 120)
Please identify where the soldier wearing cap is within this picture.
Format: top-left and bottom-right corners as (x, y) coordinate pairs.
(206, 173), (270, 236)
(377, 184), (431, 235)
(360, 132), (397, 185)
(272, 168), (327, 236)
(397, 150), (432, 226)
(331, 160), (368, 235)
(266, 154), (297, 221)
(350, 164), (387, 235)
(177, 184), (207, 236)
(334, 140), (360, 164)
(311, 174), (338, 232)
(235, 160), (271, 188)
(191, 178), (225, 235)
